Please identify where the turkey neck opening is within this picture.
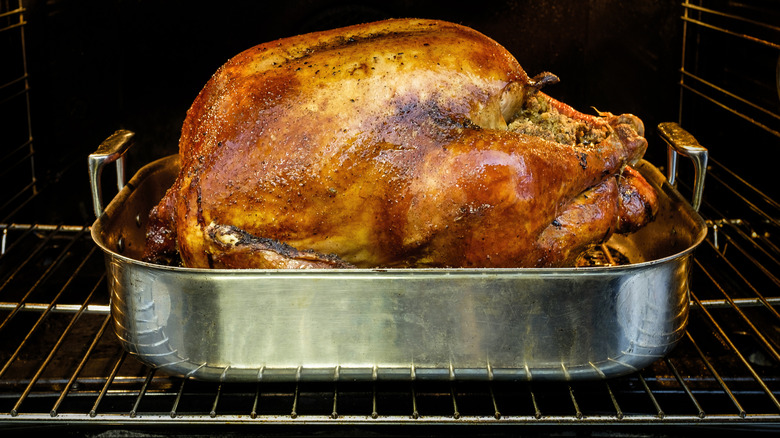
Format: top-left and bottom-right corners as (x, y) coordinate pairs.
(507, 93), (611, 146)
(499, 72), (612, 147)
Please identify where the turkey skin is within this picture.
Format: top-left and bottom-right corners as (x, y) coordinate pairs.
(143, 18), (657, 269)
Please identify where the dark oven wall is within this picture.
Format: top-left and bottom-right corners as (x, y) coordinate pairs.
(23, 0), (688, 225)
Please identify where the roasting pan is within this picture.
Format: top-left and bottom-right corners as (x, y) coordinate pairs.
(88, 123), (708, 382)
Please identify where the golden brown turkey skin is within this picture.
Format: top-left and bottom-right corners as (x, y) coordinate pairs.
(143, 18), (655, 269)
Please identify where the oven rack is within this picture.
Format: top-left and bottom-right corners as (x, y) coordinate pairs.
(0, 158), (778, 432)
(680, 0), (780, 139)
(1, 0), (36, 229)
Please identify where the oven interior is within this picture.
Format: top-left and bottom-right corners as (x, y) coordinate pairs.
(1, 0), (779, 435)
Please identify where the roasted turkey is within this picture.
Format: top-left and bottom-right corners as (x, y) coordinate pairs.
(143, 18), (657, 269)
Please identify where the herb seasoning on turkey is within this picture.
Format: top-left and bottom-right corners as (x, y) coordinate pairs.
(143, 18), (658, 269)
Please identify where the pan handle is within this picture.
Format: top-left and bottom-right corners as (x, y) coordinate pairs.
(658, 122), (708, 212)
(88, 130), (135, 218)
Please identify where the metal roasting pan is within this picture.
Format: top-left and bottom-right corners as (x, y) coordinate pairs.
(88, 122), (708, 382)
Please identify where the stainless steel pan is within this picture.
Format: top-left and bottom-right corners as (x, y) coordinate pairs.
(88, 122), (708, 382)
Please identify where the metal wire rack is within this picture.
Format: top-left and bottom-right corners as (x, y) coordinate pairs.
(1, 0), (36, 228)
(0, 0), (779, 434)
(680, 0), (780, 139)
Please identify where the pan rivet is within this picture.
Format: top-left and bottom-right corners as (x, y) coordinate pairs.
(117, 236), (125, 253)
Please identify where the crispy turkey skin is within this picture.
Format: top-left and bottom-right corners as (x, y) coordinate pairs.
(144, 18), (657, 269)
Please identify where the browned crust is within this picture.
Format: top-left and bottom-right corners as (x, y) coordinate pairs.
(143, 18), (655, 269)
